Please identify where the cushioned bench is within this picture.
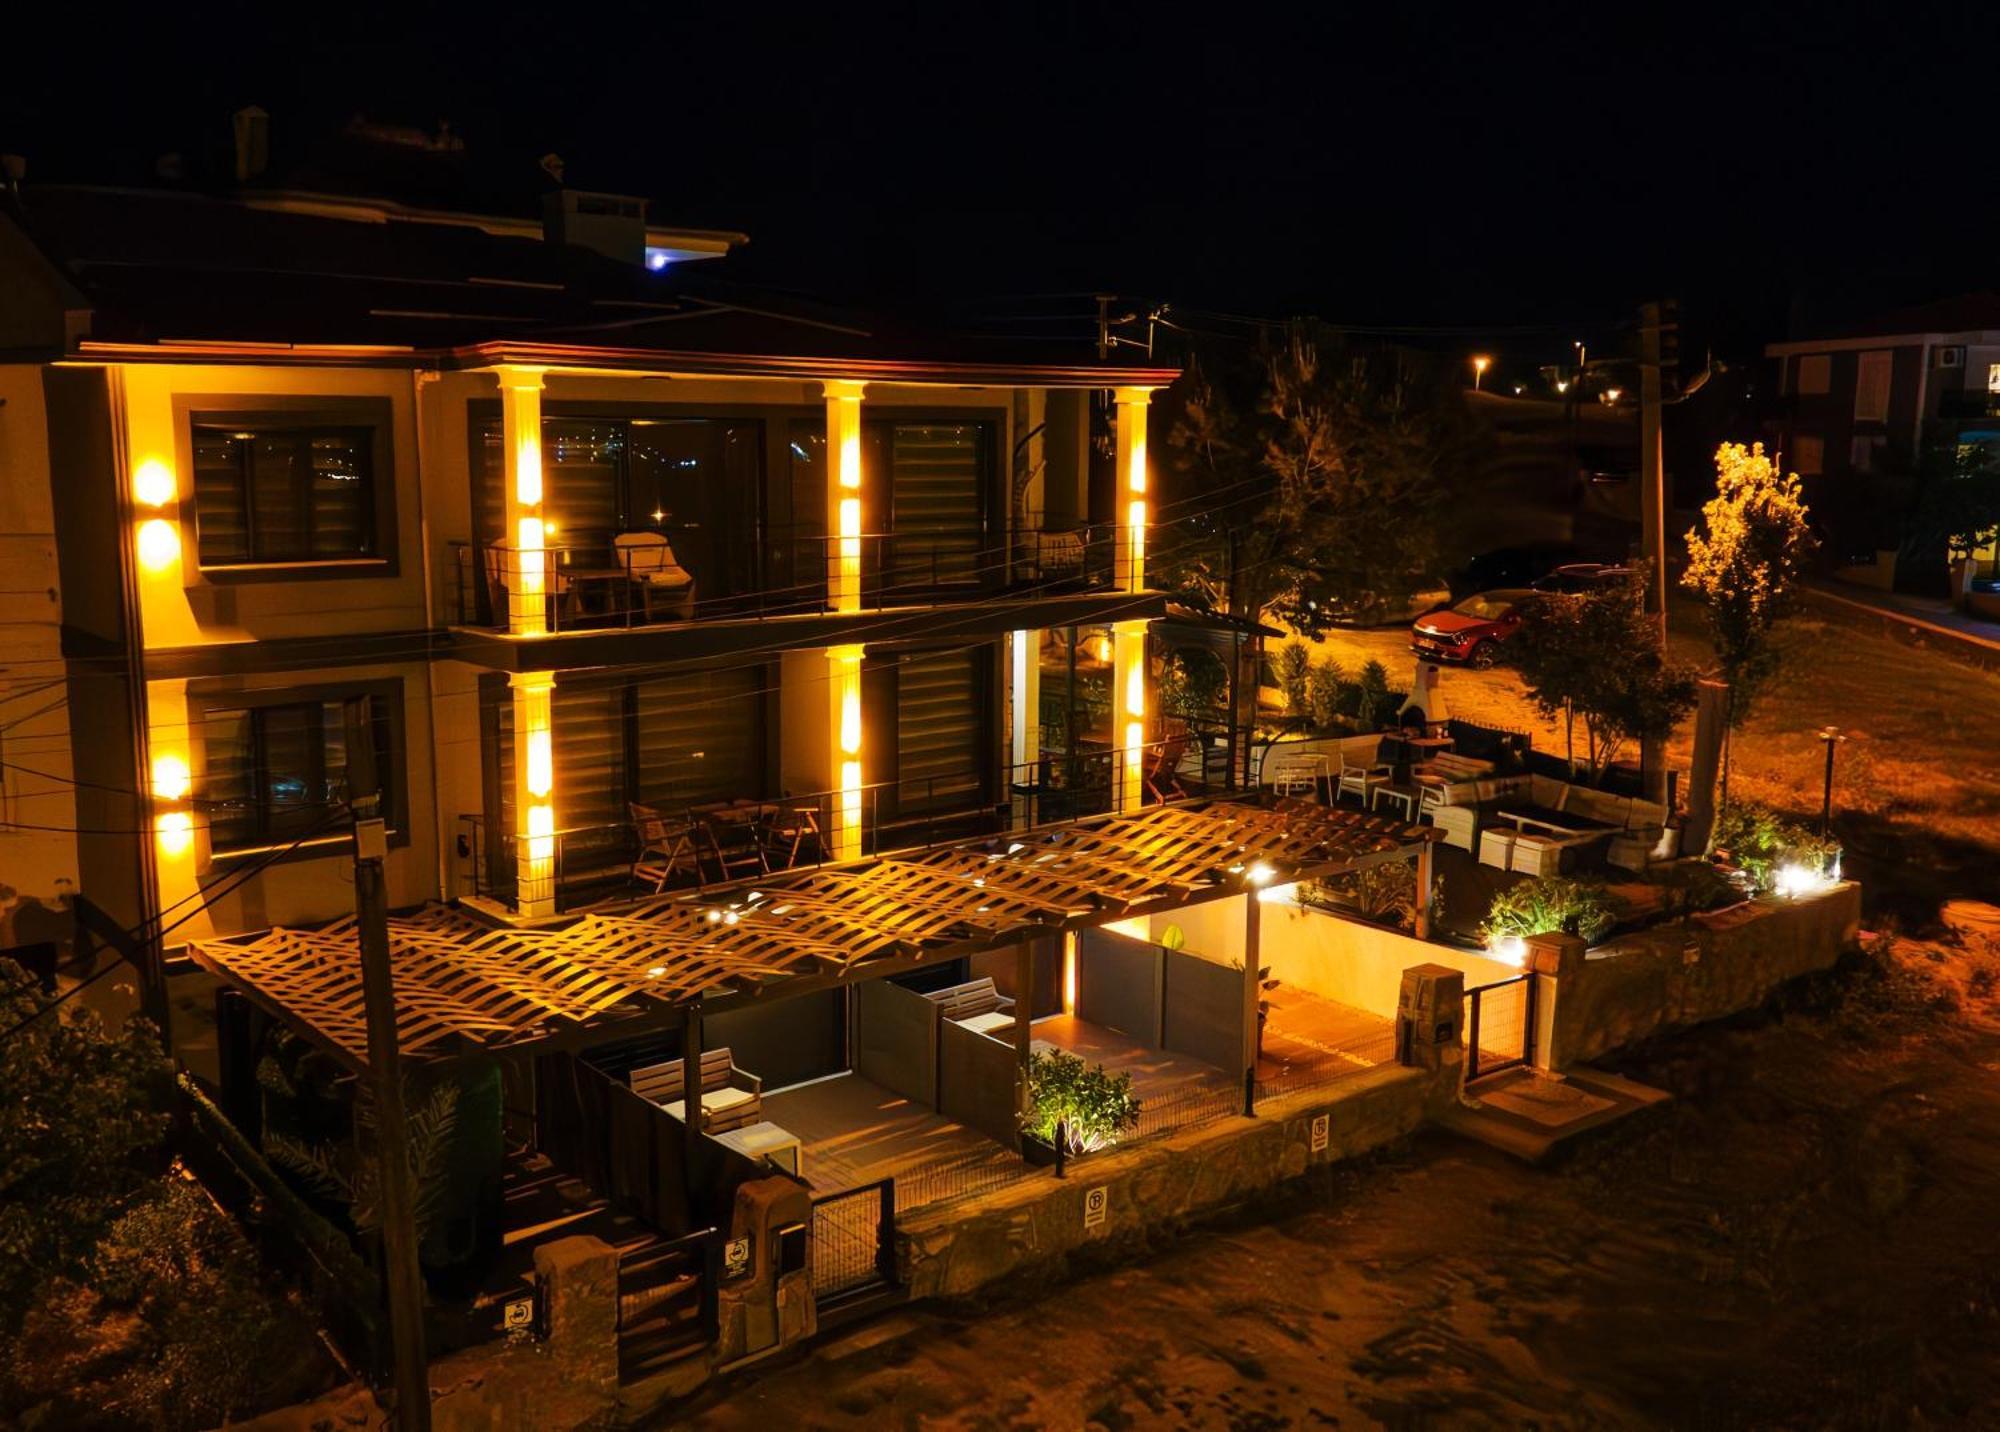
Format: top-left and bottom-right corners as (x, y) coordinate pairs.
(925, 976), (1015, 1025)
(631, 1047), (764, 1134)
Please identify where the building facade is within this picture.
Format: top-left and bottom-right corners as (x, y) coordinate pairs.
(0, 183), (1177, 983)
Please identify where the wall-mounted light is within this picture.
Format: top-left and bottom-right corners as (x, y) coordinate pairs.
(133, 458), (175, 508)
(151, 752), (191, 802)
(155, 809), (194, 857)
(137, 518), (180, 571)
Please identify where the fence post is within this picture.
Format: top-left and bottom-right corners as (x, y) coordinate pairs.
(1466, 986), (1483, 1082)
(701, 1229), (723, 1340)
(873, 1178), (897, 1286)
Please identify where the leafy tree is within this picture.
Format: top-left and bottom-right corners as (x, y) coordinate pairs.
(1682, 443), (1816, 752)
(1274, 640), (1313, 719)
(1511, 577), (1698, 780)
(1022, 1049), (1141, 1155)
(0, 959), (171, 1329)
(1913, 443), (2000, 564)
(1157, 332), (1479, 653)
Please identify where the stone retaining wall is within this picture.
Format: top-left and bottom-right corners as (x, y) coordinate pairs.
(897, 1061), (1437, 1301)
(1546, 882), (1862, 1069)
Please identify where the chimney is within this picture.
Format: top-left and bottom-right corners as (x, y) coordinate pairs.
(541, 188), (647, 267)
(232, 106), (269, 183)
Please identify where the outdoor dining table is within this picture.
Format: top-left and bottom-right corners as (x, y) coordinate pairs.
(558, 564), (635, 622)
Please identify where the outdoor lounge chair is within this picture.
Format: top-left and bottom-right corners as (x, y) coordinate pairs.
(1143, 730), (1189, 803)
(631, 1049), (765, 1134)
(612, 531), (697, 621)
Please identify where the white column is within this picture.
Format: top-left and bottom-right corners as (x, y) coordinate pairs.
(1112, 620), (1146, 813)
(498, 367), (547, 637)
(1113, 386), (1152, 593)
(512, 671), (557, 916)
(828, 643), (864, 863)
(824, 380), (866, 614)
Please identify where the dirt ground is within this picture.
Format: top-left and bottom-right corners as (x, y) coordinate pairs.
(682, 910), (2000, 1431)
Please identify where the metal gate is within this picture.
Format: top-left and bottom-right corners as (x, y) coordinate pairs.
(810, 1178), (898, 1307)
(1465, 971), (1537, 1082)
(616, 1229), (718, 1384)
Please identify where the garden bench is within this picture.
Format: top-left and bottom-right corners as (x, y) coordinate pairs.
(926, 977), (1016, 1035)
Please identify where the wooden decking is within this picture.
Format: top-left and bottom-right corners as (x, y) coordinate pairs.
(1259, 987), (1399, 1086)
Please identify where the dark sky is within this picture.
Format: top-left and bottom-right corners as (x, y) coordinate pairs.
(7, 2), (1995, 370)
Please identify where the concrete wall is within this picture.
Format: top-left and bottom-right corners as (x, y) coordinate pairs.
(1149, 891), (1517, 1020)
(1547, 882), (1863, 1068)
(897, 1062), (1436, 1300)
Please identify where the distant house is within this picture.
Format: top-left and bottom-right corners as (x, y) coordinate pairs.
(1764, 294), (2000, 589)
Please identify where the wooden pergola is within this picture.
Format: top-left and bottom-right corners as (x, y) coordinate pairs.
(188, 796), (1434, 1075)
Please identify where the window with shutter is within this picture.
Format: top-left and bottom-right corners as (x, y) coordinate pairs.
(896, 647), (988, 813)
(883, 422), (990, 590)
(191, 420), (378, 567)
(197, 687), (398, 854)
(633, 666), (764, 810)
(1854, 351), (1894, 423)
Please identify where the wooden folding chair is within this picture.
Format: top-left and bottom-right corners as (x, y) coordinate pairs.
(629, 802), (701, 892)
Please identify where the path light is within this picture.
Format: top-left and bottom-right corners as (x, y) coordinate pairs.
(1488, 934), (1528, 966)
(1773, 864), (1830, 900)
(1471, 354), (1491, 390)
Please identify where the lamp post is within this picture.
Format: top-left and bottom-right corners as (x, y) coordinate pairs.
(1471, 354), (1491, 390)
(1817, 726), (1845, 835)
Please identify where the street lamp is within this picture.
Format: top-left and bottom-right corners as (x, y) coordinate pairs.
(1818, 726), (1846, 835)
(1471, 355), (1491, 390)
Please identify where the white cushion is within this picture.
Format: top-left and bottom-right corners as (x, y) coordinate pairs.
(701, 1086), (754, 1113)
(958, 1010), (1016, 1036)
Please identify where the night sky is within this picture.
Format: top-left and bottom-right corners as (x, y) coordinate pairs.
(7, 2), (1996, 370)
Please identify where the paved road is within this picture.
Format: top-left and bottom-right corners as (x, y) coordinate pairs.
(678, 911), (2000, 1430)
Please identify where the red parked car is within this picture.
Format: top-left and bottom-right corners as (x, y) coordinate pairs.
(1410, 588), (1534, 668)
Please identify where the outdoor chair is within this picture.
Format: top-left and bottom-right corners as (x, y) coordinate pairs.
(1334, 738), (1392, 806)
(700, 810), (770, 882)
(631, 1049), (765, 1134)
(481, 542), (571, 628)
(1267, 751), (1325, 801)
(612, 531), (697, 621)
(762, 803), (824, 869)
(629, 801), (702, 892)
(1143, 731), (1189, 803)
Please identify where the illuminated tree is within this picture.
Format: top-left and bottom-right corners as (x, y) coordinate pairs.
(1682, 442), (1815, 796)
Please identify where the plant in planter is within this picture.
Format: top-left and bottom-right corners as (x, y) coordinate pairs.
(1482, 876), (1620, 947)
(1712, 801), (1841, 895)
(1299, 861), (1444, 933)
(1022, 1049), (1142, 1157)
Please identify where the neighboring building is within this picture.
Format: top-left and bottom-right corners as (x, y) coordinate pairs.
(1765, 294), (2000, 583)
(0, 179), (1177, 984)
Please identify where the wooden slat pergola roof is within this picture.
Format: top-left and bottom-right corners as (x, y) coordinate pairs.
(188, 797), (1431, 1071)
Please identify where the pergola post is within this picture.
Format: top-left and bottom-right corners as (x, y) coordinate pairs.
(1014, 941), (1036, 1138)
(1413, 839), (1437, 941)
(680, 1001), (703, 1182)
(1241, 890), (1263, 1116)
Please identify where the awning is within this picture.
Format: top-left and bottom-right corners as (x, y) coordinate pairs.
(188, 797), (1431, 1071)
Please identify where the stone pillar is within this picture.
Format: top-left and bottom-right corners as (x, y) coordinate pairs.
(1396, 963), (1465, 1106)
(533, 1234), (619, 1397)
(1522, 931), (1584, 1071)
(716, 1176), (817, 1365)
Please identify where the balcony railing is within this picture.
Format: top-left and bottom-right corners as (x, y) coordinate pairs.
(446, 525), (1116, 633)
(455, 732), (1246, 913)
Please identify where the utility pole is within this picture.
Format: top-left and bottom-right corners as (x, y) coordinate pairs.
(345, 699), (431, 1432)
(1638, 300), (1674, 804)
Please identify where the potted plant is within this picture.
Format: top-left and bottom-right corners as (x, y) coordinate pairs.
(1020, 1049), (1142, 1164)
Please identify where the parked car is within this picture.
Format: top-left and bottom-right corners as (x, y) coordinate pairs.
(1303, 577), (1453, 627)
(1531, 562), (1634, 594)
(1448, 543), (1579, 598)
(1410, 589), (1535, 667)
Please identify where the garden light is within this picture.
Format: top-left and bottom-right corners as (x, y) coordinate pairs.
(1488, 934), (1528, 966)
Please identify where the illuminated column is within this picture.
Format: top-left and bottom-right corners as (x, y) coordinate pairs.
(512, 671), (557, 916)
(498, 367), (548, 636)
(1112, 620), (1146, 813)
(828, 643), (864, 862)
(823, 380), (866, 613)
(149, 678), (197, 874)
(1113, 386), (1151, 592)
(1010, 629), (1040, 789)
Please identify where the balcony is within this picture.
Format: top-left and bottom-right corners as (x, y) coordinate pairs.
(456, 732), (1247, 914)
(446, 525), (1119, 636)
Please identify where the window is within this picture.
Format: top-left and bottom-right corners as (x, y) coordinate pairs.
(1794, 354), (1831, 396)
(893, 646), (990, 814)
(1793, 433), (1824, 476)
(200, 687), (398, 854)
(1849, 436), (1885, 473)
(188, 405), (391, 568)
(877, 422), (992, 588)
(1854, 351), (1893, 422)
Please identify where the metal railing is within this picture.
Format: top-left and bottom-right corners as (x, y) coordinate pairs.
(458, 735), (1248, 911)
(809, 1178), (898, 1303)
(617, 1227), (721, 1382)
(446, 524), (1115, 632)
(1464, 971), (1537, 1082)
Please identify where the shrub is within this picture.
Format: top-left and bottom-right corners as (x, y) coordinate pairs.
(1275, 640), (1313, 718)
(1651, 860), (1745, 919)
(1023, 1049), (1141, 1155)
(1306, 658), (1346, 731)
(1300, 861), (1443, 932)
(1358, 659), (1396, 727)
(1483, 876), (1620, 946)
(1713, 800), (1842, 894)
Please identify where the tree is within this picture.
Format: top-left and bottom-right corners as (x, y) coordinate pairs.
(0, 959), (172, 1329)
(1157, 331), (1478, 633)
(1681, 443), (1816, 780)
(1512, 577), (1699, 781)
(1915, 443), (2000, 565)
